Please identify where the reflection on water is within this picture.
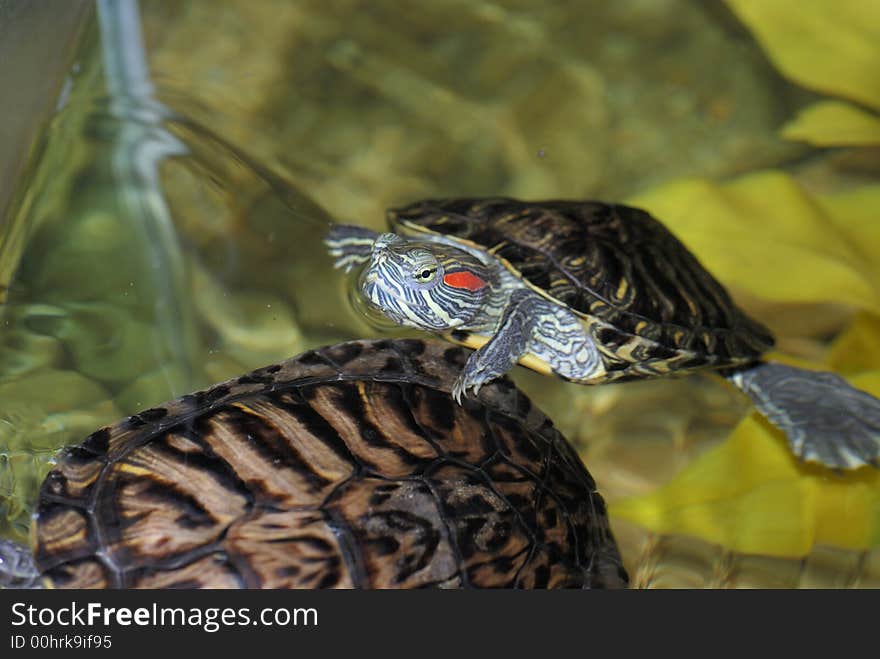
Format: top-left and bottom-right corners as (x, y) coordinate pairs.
(0, 0), (877, 586)
(0, 5), (374, 541)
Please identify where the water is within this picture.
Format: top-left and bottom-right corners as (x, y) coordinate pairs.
(0, 0), (877, 587)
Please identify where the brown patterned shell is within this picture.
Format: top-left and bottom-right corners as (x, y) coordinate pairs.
(390, 198), (775, 377)
(32, 339), (627, 589)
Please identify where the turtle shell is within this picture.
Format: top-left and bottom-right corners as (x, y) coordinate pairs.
(32, 338), (627, 589)
(389, 198), (775, 378)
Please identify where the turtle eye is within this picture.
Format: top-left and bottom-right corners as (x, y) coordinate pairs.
(414, 267), (437, 282)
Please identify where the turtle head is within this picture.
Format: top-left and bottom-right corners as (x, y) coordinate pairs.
(360, 233), (492, 330)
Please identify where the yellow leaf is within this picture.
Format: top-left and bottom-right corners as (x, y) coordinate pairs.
(828, 312), (880, 375)
(610, 371), (880, 556)
(781, 100), (880, 146)
(628, 171), (880, 314)
(819, 184), (880, 264)
(725, 0), (880, 111)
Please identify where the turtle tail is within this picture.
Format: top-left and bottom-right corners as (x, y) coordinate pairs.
(723, 361), (880, 470)
(0, 538), (42, 589)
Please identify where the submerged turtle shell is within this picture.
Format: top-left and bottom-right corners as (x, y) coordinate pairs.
(389, 198), (775, 378)
(32, 339), (627, 589)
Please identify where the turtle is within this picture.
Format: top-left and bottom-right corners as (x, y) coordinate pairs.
(0, 338), (627, 589)
(325, 197), (880, 471)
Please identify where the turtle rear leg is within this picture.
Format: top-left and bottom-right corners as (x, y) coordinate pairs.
(725, 362), (880, 470)
(324, 224), (380, 272)
(0, 538), (42, 589)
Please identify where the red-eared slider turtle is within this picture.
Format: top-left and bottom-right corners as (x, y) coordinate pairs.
(325, 198), (880, 470)
(0, 339), (627, 589)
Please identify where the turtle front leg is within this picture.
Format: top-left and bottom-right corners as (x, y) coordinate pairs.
(726, 362), (880, 470)
(452, 290), (601, 403)
(324, 224), (380, 272)
(0, 538), (42, 589)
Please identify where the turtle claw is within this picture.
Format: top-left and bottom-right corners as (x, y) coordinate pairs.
(452, 381), (463, 405)
(452, 328), (525, 405)
(452, 363), (491, 406)
(451, 376), (469, 406)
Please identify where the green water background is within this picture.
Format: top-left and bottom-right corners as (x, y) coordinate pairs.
(1, 0), (877, 586)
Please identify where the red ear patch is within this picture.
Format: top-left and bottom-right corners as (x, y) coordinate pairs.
(443, 270), (487, 291)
